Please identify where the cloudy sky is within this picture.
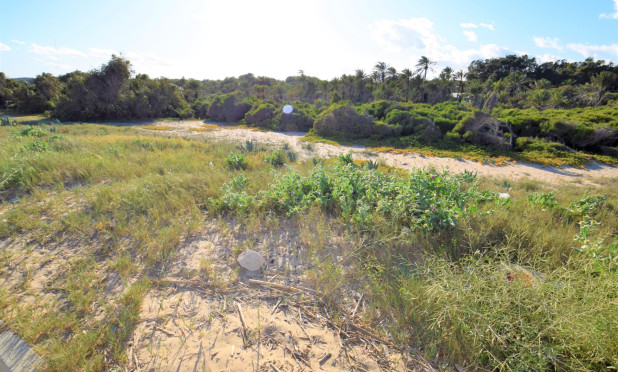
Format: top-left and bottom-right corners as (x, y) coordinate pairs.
(1, 0), (617, 80)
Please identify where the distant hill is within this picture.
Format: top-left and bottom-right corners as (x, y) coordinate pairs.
(12, 77), (34, 83)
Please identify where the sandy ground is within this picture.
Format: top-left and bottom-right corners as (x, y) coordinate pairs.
(137, 120), (618, 186)
(130, 220), (427, 372)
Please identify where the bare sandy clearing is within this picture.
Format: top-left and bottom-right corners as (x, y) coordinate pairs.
(137, 120), (618, 185)
(130, 219), (430, 372)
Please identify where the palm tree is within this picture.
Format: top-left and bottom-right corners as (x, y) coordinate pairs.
(386, 66), (398, 81)
(400, 68), (413, 101)
(590, 71), (617, 106)
(439, 67), (454, 81)
(415, 56), (437, 80)
(454, 70), (467, 103)
(354, 69), (368, 102)
(373, 62), (390, 85)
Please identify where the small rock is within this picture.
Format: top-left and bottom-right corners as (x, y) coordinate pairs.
(499, 192), (510, 199)
(237, 249), (265, 271)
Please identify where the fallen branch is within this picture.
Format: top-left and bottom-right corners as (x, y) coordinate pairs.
(236, 302), (249, 347)
(248, 279), (303, 293)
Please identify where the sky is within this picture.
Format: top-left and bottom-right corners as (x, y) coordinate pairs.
(1, 0), (618, 80)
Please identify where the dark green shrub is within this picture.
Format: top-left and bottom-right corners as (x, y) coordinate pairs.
(314, 104), (390, 139)
(360, 100), (391, 120)
(264, 150), (285, 167)
(275, 102), (315, 132)
(226, 152), (247, 170)
(207, 92), (252, 122)
(244, 102), (276, 128)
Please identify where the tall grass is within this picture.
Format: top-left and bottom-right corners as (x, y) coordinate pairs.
(0, 123), (616, 370)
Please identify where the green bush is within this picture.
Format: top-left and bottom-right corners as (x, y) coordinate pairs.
(226, 152), (247, 170)
(244, 102), (276, 128)
(207, 92), (252, 122)
(314, 104), (391, 139)
(264, 150), (285, 167)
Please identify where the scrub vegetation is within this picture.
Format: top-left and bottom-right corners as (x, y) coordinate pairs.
(2, 54), (617, 167)
(0, 123), (616, 370)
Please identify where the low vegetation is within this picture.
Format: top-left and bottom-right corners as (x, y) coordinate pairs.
(0, 123), (616, 370)
(2, 54), (617, 167)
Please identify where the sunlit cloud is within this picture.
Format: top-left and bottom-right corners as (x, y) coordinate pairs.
(0, 42), (11, 51)
(463, 30), (478, 42)
(11, 40), (25, 45)
(536, 53), (568, 63)
(371, 18), (508, 73)
(533, 36), (562, 50)
(88, 48), (118, 59)
(460, 22), (495, 31)
(29, 43), (87, 57)
(479, 23), (495, 31)
(567, 43), (618, 58)
(600, 0), (618, 19)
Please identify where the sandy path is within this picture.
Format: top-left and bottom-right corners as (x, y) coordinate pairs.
(137, 120), (618, 185)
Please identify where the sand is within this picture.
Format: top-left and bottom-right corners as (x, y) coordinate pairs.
(138, 120), (618, 186)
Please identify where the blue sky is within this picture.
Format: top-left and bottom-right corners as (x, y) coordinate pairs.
(1, 0), (617, 80)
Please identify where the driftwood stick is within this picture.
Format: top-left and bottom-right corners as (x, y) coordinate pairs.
(248, 279), (302, 293)
(236, 302), (249, 347)
(155, 325), (178, 337)
(319, 352), (332, 366)
(351, 293), (364, 317)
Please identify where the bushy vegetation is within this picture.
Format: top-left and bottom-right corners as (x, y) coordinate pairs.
(2, 54), (617, 166)
(0, 123), (616, 370)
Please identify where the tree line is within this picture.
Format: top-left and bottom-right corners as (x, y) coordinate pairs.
(1, 54), (617, 121)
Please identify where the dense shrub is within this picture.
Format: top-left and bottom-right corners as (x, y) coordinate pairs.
(314, 104), (391, 138)
(275, 102), (315, 132)
(244, 102), (276, 128)
(207, 92), (252, 122)
(385, 109), (441, 140)
(360, 100), (392, 120)
(244, 101), (315, 131)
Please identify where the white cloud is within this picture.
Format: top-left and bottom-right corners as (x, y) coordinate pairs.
(124, 51), (176, 75)
(371, 18), (444, 54)
(600, 0), (618, 19)
(88, 48), (118, 59)
(479, 23), (495, 31)
(463, 30), (478, 42)
(0, 42), (10, 51)
(533, 36), (562, 50)
(29, 43), (87, 58)
(536, 53), (567, 63)
(460, 22), (494, 31)
(567, 43), (618, 58)
(11, 40), (25, 45)
(371, 18), (508, 73)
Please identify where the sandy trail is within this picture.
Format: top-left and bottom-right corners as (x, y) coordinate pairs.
(138, 120), (618, 185)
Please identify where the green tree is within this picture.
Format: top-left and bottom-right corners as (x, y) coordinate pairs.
(400, 68), (414, 101)
(415, 56), (437, 80)
(373, 62), (390, 85)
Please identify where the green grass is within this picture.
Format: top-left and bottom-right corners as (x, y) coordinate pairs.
(0, 122), (616, 371)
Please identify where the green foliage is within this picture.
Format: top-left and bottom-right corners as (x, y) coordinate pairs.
(207, 91), (253, 122)
(566, 194), (607, 218)
(527, 191), (559, 210)
(216, 163), (493, 231)
(337, 152), (354, 165)
(573, 217), (617, 274)
(1, 115), (18, 126)
(240, 139), (258, 153)
(226, 152), (247, 170)
(264, 150), (285, 167)
(314, 103), (390, 139)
